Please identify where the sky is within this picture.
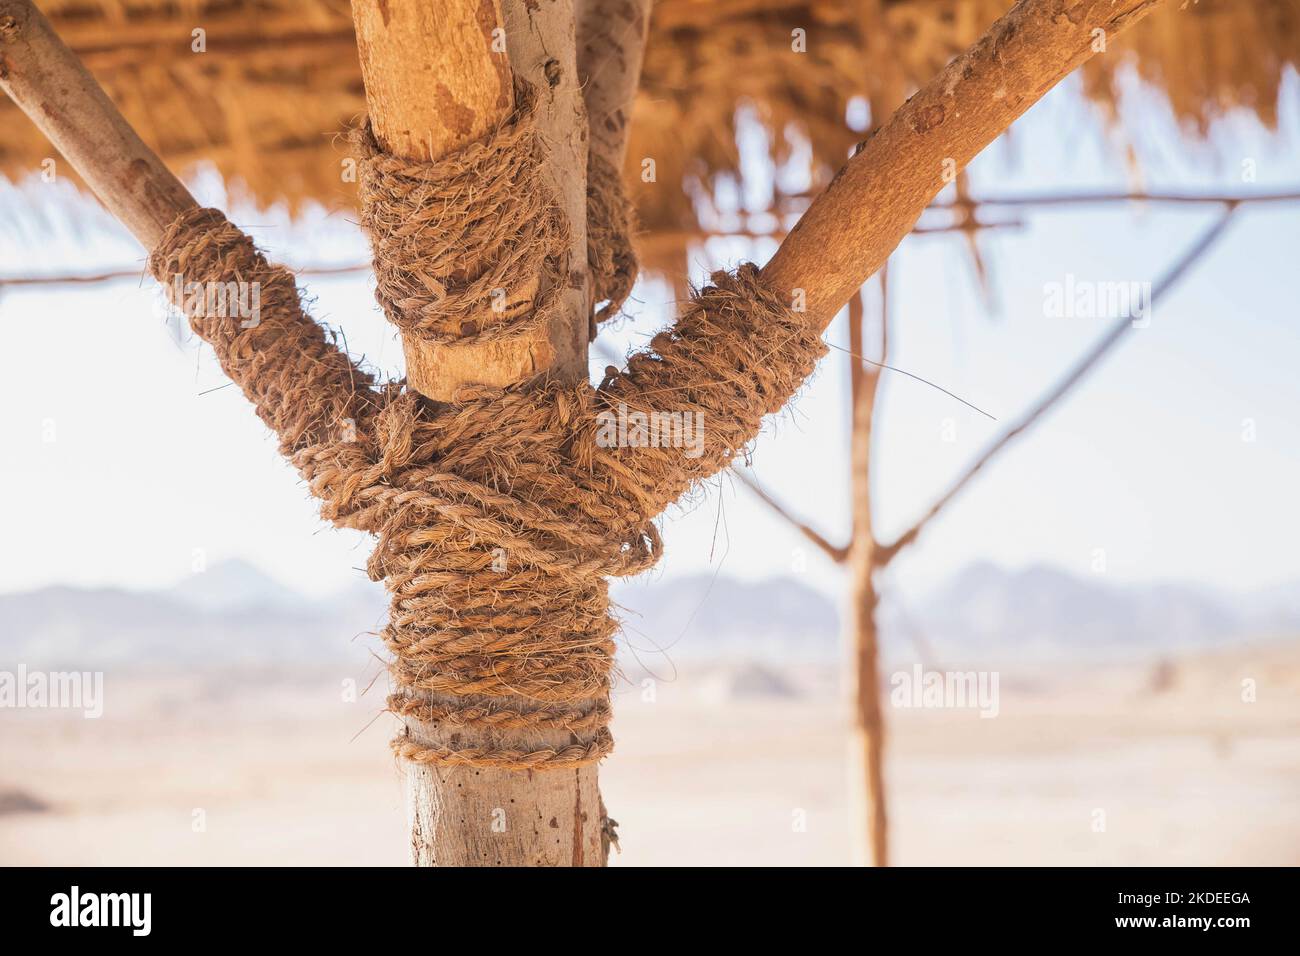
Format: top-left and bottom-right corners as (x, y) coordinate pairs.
(1, 70), (1298, 606)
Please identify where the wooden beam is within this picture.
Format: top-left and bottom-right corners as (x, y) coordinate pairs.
(45, 8), (353, 55)
(0, 0), (195, 247)
(72, 33), (358, 72)
(847, 278), (889, 867)
(0, 262), (370, 290)
(878, 207), (1238, 564)
(761, 0), (1171, 330)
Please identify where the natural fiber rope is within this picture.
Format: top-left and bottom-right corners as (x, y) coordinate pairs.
(146, 207), (380, 457)
(147, 85), (825, 773)
(587, 152), (638, 324)
(351, 81), (568, 346)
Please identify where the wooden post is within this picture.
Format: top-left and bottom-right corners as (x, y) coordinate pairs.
(578, 0), (653, 171)
(499, 0), (592, 379)
(843, 70), (908, 866)
(846, 281), (888, 866)
(351, 0), (543, 402)
(349, 0), (603, 866)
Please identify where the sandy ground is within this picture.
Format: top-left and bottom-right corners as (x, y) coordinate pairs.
(1, 644), (1297, 866)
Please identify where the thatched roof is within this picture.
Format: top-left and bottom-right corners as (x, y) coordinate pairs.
(4, 1), (363, 210)
(3, 0), (1296, 267)
(627, 0), (1298, 269)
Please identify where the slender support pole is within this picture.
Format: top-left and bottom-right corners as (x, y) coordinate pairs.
(878, 208), (1238, 564)
(846, 276), (889, 866)
(500, 0), (593, 380)
(0, 0), (195, 247)
(578, 0), (653, 170)
(731, 468), (849, 563)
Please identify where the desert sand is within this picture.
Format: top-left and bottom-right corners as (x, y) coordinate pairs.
(1, 643), (1297, 866)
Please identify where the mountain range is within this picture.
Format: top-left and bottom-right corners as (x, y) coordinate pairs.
(1, 558), (1295, 671)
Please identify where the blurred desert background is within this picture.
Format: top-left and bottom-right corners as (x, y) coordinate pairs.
(2, 0), (1299, 870)
(2, 559), (1297, 866)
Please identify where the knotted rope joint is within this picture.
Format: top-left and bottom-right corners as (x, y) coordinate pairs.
(146, 86), (825, 773)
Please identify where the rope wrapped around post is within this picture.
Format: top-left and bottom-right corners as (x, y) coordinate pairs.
(350, 81), (569, 346)
(586, 151), (639, 324)
(146, 85), (826, 772)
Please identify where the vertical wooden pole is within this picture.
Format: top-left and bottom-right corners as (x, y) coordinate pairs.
(841, 64), (906, 865)
(350, 0), (602, 866)
(846, 281), (888, 866)
(499, 0), (592, 378)
(577, 0), (653, 170)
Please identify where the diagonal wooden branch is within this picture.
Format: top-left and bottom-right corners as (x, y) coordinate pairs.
(731, 467), (850, 563)
(0, 0), (369, 431)
(760, 0), (1171, 330)
(877, 206), (1238, 566)
(0, 0), (193, 248)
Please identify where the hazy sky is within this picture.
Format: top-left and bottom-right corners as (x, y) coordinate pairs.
(2, 71), (1297, 604)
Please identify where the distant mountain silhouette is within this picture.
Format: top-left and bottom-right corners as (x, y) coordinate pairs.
(0, 561), (386, 670)
(1, 560), (1295, 671)
(168, 557), (306, 612)
(887, 561), (1247, 662)
(612, 573), (841, 664)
